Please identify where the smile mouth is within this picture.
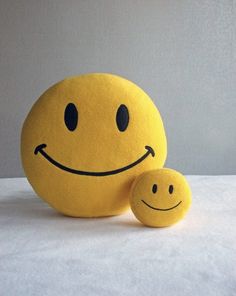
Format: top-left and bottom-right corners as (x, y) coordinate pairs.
(34, 144), (155, 177)
(141, 200), (182, 211)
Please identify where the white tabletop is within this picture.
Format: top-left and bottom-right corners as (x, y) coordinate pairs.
(0, 176), (235, 296)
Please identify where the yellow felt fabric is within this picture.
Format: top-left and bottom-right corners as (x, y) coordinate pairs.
(21, 73), (167, 217)
(130, 168), (192, 227)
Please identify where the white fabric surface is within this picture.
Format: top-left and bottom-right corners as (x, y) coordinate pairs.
(0, 176), (235, 296)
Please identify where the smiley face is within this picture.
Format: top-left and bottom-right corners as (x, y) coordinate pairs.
(21, 73), (167, 217)
(130, 168), (191, 227)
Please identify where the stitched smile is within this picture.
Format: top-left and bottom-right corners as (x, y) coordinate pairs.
(34, 144), (155, 177)
(141, 200), (182, 211)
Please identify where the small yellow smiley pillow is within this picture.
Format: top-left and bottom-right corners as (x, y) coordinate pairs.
(130, 168), (192, 227)
(21, 73), (167, 217)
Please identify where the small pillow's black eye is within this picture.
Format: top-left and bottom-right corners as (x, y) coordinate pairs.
(152, 184), (158, 194)
(116, 104), (129, 132)
(64, 103), (78, 131)
(169, 185), (174, 194)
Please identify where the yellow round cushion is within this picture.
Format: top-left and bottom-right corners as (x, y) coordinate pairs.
(130, 168), (191, 227)
(21, 73), (167, 217)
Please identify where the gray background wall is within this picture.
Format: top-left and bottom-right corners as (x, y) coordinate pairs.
(0, 0), (235, 177)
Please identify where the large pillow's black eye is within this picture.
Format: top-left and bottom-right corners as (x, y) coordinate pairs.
(116, 104), (129, 132)
(64, 103), (78, 131)
(169, 185), (174, 194)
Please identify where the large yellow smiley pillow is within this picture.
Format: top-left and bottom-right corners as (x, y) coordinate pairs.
(21, 73), (167, 217)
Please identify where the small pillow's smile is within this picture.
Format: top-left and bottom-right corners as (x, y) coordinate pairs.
(141, 199), (182, 211)
(34, 144), (155, 177)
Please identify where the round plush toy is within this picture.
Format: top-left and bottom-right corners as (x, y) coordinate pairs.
(130, 168), (191, 227)
(21, 73), (167, 217)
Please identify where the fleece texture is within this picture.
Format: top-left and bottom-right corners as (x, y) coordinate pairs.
(130, 168), (192, 227)
(21, 73), (167, 217)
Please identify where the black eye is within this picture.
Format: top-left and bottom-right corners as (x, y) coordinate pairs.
(169, 185), (174, 194)
(116, 104), (129, 132)
(152, 184), (158, 194)
(64, 103), (78, 131)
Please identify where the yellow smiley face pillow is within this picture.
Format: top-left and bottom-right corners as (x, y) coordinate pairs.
(130, 168), (192, 227)
(21, 73), (167, 217)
